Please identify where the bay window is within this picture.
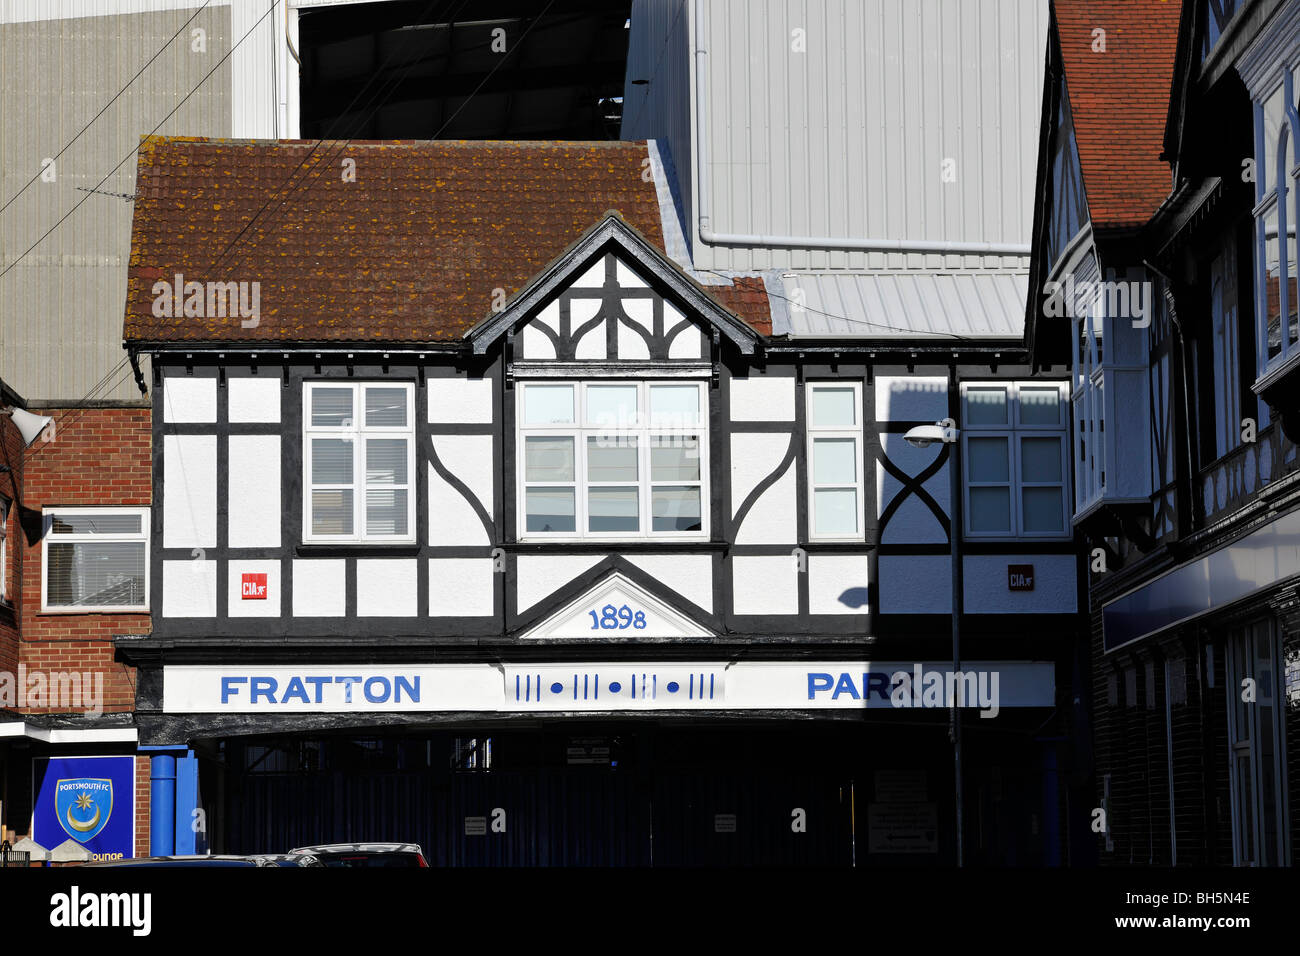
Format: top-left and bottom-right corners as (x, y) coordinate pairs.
(303, 382), (415, 544)
(806, 382), (864, 539)
(42, 507), (149, 611)
(1067, 262), (1153, 518)
(517, 381), (708, 539)
(962, 382), (1071, 539)
(1253, 66), (1300, 382)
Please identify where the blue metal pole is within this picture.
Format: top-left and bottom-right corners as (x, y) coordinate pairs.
(150, 755), (176, 857)
(173, 752), (199, 855)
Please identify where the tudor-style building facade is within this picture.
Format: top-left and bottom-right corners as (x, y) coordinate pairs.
(1026, 0), (1300, 866)
(115, 136), (1084, 866)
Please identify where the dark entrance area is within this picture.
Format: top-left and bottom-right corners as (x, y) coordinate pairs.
(203, 718), (1062, 866)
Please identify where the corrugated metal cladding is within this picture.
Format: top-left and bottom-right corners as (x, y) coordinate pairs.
(773, 270), (1028, 338)
(0, 3), (232, 402)
(680, 0), (1049, 274)
(623, 0), (694, 242)
(0, 1), (221, 23)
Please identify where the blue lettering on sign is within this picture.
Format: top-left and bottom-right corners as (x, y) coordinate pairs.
(221, 677), (248, 703)
(807, 673), (834, 698)
(832, 673), (860, 700)
(281, 676), (310, 704)
(865, 672), (892, 700)
(394, 676), (419, 703)
(807, 671), (898, 702)
(216, 674), (422, 705)
(363, 677), (391, 703)
(304, 676), (330, 703)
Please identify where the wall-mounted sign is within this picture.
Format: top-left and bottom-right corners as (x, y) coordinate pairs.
(714, 814), (737, 833)
(566, 737), (612, 765)
(1008, 564), (1035, 591)
(241, 572), (268, 600)
(33, 756), (135, 861)
(867, 802), (938, 854)
(163, 661), (1055, 714)
(464, 817), (487, 836)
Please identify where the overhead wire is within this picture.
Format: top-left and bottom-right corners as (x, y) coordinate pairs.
(0, 0), (216, 218)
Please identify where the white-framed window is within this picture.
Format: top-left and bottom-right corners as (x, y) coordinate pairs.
(1226, 618), (1290, 866)
(303, 382), (416, 544)
(1253, 68), (1299, 381)
(1073, 310), (1106, 509)
(806, 381), (864, 539)
(41, 507), (149, 612)
(516, 380), (708, 539)
(1210, 238), (1243, 460)
(0, 496), (9, 603)
(962, 381), (1071, 539)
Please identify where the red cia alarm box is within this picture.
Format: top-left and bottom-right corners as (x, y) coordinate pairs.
(241, 572), (268, 600)
(1007, 564), (1034, 591)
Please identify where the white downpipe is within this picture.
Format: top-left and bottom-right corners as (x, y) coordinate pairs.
(690, 0), (1029, 257)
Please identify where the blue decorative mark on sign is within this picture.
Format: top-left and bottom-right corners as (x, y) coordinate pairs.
(34, 756), (135, 861)
(507, 668), (721, 706)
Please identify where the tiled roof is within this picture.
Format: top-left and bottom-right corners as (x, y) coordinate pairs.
(1053, 0), (1180, 229)
(124, 137), (770, 345)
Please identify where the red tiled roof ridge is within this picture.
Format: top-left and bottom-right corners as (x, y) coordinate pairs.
(1052, 0), (1181, 229)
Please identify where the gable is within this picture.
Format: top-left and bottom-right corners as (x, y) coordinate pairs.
(1043, 71), (1090, 271)
(517, 570), (713, 641)
(516, 251), (708, 362)
(466, 213), (761, 356)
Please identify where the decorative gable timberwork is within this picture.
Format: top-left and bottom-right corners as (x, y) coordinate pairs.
(465, 212), (762, 358)
(517, 252), (707, 363)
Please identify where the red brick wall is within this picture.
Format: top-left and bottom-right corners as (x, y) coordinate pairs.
(135, 755), (151, 858)
(16, 406), (151, 715)
(0, 412), (24, 682)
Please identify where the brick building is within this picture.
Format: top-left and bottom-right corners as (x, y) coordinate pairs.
(1024, 0), (1300, 865)
(0, 388), (153, 860)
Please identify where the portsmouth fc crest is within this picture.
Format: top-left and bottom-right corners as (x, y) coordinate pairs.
(55, 778), (113, 843)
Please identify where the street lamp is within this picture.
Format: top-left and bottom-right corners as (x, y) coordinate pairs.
(903, 418), (964, 867)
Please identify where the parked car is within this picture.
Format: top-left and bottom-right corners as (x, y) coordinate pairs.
(80, 854), (315, 867)
(286, 843), (428, 867)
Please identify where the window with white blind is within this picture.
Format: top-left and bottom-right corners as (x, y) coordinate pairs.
(806, 382), (864, 539)
(516, 381), (708, 539)
(303, 382), (415, 544)
(962, 382), (1071, 539)
(41, 507), (149, 611)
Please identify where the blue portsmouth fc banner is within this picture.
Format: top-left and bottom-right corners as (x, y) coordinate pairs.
(33, 756), (135, 861)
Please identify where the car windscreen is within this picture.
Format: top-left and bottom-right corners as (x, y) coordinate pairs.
(314, 853), (423, 867)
